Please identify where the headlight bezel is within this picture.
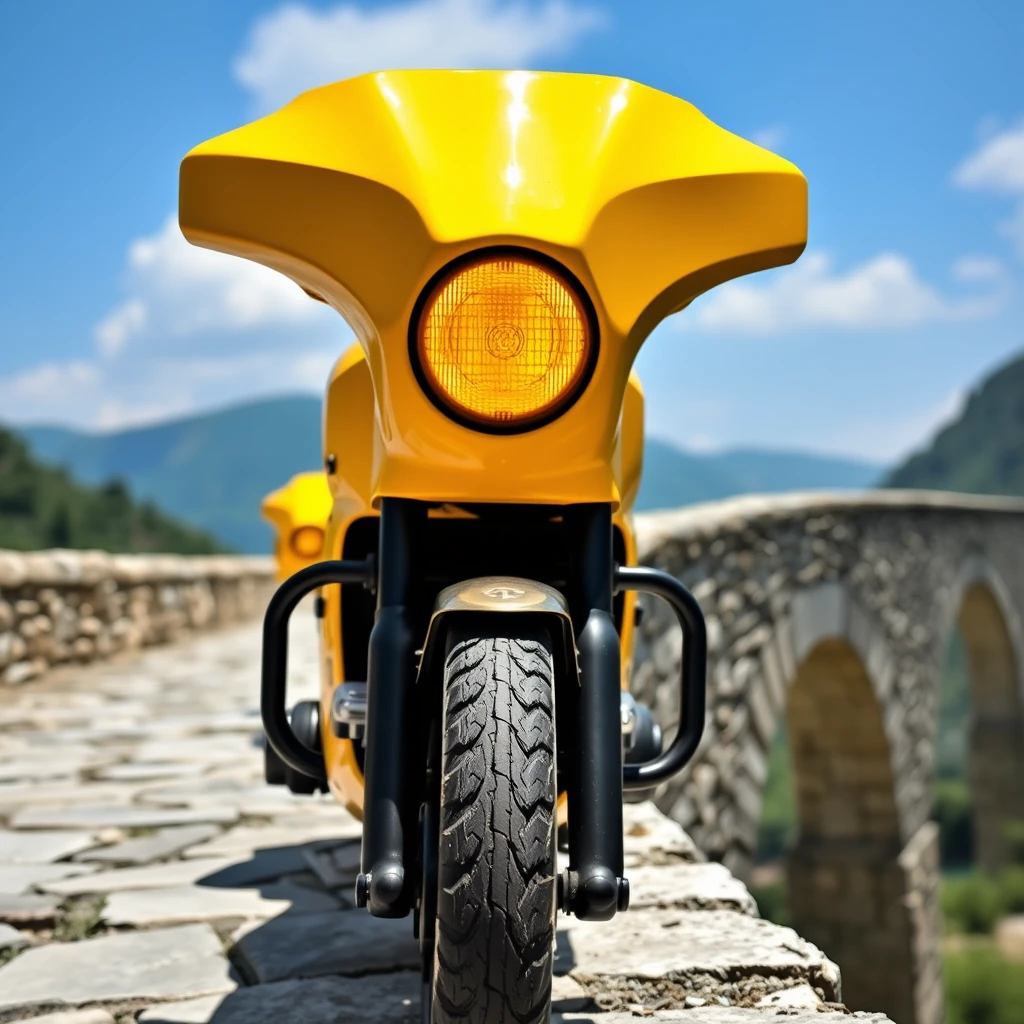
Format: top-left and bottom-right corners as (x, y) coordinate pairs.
(408, 246), (601, 434)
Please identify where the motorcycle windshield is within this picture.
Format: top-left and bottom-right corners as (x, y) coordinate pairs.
(180, 70), (806, 507)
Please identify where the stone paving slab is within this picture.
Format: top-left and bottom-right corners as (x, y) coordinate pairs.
(0, 781), (138, 813)
(302, 839), (361, 888)
(12, 804), (239, 831)
(0, 921), (28, 950)
(101, 880), (338, 926)
(73, 824), (220, 866)
(625, 862), (757, 914)
(0, 924), (236, 1012)
(137, 975), (420, 1024)
(39, 856), (242, 896)
(0, 828), (96, 863)
(554, 1012), (889, 1024)
(0, 891), (60, 925)
(0, 758), (108, 783)
(15, 1010), (116, 1024)
(181, 822), (357, 860)
(621, 802), (702, 866)
(556, 909), (841, 1007)
(95, 762), (208, 782)
(231, 909), (421, 983)
(0, 861), (97, 894)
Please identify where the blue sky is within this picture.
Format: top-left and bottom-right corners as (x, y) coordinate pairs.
(1, 0), (1022, 464)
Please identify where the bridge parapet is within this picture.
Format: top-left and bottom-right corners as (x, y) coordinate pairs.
(0, 550), (274, 686)
(634, 490), (1024, 1024)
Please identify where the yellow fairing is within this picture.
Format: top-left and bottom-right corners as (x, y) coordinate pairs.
(180, 70), (806, 509)
(260, 472), (332, 580)
(318, 347), (644, 818)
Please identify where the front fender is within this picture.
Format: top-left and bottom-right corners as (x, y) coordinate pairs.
(416, 576), (578, 688)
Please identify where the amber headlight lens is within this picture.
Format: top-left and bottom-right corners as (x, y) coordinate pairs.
(414, 252), (595, 430)
(289, 525), (324, 559)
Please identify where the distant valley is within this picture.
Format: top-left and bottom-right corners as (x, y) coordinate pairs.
(17, 395), (885, 553)
(12, 348), (1022, 553)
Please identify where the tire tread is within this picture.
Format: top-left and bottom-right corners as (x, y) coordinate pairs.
(432, 629), (556, 1024)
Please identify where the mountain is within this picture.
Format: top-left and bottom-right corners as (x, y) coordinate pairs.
(636, 441), (883, 511)
(20, 397), (322, 555)
(0, 426), (222, 554)
(885, 351), (1024, 496)
(14, 395), (885, 552)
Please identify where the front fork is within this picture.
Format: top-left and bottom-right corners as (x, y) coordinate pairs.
(356, 500), (633, 921)
(262, 499), (707, 923)
(561, 504), (628, 919)
(358, 498), (423, 917)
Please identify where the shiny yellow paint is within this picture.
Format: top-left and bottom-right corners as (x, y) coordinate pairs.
(180, 70), (807, 509)
(316, 347), (643, 817)
(260, 472), (333, 580)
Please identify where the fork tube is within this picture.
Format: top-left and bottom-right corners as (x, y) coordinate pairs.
(565, 503), (626, 920)
(359, 497), (422, 917)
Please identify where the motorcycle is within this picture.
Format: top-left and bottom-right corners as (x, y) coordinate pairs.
(261, 470), (332, 581)
(180, 69), (806, 1024)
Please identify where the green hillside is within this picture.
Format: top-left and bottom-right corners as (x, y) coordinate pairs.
(22, 396), (322, 555)
(0, 427), (222, 554)
(885, 351), (1024, 495)
(635, 440), (739, 509)
(636, 441), (883, 511)
(713, 448), (884, 494)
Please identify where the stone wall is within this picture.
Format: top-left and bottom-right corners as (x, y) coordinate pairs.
(0, 549), (275, 687)
(632, 490), (1024, 1024)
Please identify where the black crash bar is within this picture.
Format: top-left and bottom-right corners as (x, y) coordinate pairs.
(614, 566), (707, 789)
(261, 558), (375, 779)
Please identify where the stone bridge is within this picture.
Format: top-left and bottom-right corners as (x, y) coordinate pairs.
(2, 490), (1023, 1024)
(633, 490), (1024, 1024)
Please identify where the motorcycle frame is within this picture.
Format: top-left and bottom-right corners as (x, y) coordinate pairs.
(261, 498), (708, 922)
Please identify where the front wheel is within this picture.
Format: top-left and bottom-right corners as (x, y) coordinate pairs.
(430, 625), (558, 1024)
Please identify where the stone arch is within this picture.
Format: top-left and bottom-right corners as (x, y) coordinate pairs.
(950, 556), (1024, 871)
(781, 583), (942, 1024)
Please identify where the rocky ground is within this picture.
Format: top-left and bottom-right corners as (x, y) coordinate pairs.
(0, 610), (878, 1024)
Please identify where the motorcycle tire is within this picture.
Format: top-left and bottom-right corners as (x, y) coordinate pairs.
(431, 625), (557, 1024)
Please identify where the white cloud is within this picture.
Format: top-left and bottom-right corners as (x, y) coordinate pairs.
(234, 0), (604, 111)
(953, 121), (1024, 193)
(950, 254), (1006, 283)
(94, 216), (325, 354)
(685, 250), (1009, 335)
(750, 124), (788, 152)
(0, 361), (100, 406)
(1001, 201), (1024, 255)
(682, 433), (721, 455)
(953, 120), (1024, 257)
(0, 217), (347, 430)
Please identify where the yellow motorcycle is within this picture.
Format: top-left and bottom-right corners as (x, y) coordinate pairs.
(260, 471), (332, 581)
(181, 69), (806, 1024)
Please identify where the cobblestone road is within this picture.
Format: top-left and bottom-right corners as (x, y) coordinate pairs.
(0, 613), (880, 1024)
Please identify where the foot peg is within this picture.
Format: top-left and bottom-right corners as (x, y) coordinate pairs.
(620, 692), (663, 765)
(330, 681), (367, 741)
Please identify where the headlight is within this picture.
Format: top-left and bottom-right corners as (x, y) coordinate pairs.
(289, 525), (324, 559)
(412, 249), (597, 431)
